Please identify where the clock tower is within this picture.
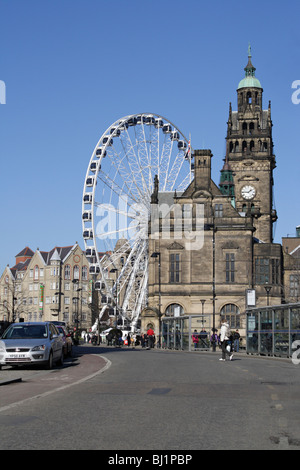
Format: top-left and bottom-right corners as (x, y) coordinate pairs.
(223, 46), (277, 243)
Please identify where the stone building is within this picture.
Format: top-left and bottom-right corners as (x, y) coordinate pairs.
(0, 244), (99, 330)
(282, 226), (300, 303)
(143, 49), (286, 344)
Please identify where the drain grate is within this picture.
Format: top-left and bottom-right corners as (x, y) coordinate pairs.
(148, 388), (171, 395)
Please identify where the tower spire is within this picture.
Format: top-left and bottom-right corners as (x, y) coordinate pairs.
(244, 43), (256, 78)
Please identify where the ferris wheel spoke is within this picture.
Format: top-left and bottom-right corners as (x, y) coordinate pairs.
(119, 129), (152, 203)
(159, 136), (174, 191)
(105, 145), (144, 203)
(176, 172), (192, 192)
(120, 240), (147, 313)
(149, 124), (160, 183)
(134, 123), (153, 192)
(165, 150), (187, 191)
(97, 169), (140, 207)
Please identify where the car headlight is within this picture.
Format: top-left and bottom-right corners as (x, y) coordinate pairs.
(31, 345), (46, 351)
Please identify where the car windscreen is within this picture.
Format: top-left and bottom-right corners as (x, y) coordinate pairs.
(2, 324), (48, 340)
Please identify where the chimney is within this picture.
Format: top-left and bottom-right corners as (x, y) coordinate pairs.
(194, 149), (213, 191)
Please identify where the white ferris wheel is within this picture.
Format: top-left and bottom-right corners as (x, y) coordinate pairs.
(82, 113), (193, 330)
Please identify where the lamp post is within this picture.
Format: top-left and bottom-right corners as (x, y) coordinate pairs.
(151, 252), (161, 346)
(54, 292), (64, 320)
(264, 285), (272, 306)
(72, 279), (82, 343)
(110, 268), (119, 327)
(210, 218), (217, 352)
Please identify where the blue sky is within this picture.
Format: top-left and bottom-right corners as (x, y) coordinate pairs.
(0, 0), (300, 271)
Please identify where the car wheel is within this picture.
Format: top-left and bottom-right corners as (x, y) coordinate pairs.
(57, 349), (64, 367)
(47, 351), (53, 370)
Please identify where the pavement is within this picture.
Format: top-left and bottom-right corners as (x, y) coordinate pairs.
(0, 346), (109, 387)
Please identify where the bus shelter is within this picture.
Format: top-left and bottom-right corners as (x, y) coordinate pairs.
(161, 315), (212, 351)
(246, 303), (300, 358)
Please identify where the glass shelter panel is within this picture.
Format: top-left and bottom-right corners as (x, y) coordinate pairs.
(246, 311), (258, 354)
(246, 303), (300, 358)
(161, 315), (211, 351)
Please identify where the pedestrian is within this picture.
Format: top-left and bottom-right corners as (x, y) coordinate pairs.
(210, 329), (220, 350)
(127, 333), (131, 347)
(107, 332), (113, 346)
(233, 329), (240, 352)
(192, 330), (199, 350)
(147, 327), (155, 348)
(219, 318), (233, 361)
(199, 328), (208, 348)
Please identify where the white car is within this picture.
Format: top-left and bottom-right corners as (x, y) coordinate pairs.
(0, 322), (64, 369)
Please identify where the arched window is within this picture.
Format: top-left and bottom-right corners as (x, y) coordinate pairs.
(250, 140), (255, 151)
(165, 304), (184, 317)
(220, 304), (240, 329)
(64, 265), (71, 280)
(82, 265), (88, 280)
(34, 265), (39, 280)
(73, 265), (80, 280)
(242, 123), (247, 135)
(242, 141), (247, 152)
(249, 122), (255, 134)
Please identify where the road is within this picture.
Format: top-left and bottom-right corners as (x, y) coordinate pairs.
(0, 345), (299, 451)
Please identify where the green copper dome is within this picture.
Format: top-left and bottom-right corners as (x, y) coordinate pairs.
(238, 76), (262, 89)
(237, 45), (262, 90)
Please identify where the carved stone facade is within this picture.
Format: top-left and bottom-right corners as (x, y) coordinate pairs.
(143, 50), (286, 342)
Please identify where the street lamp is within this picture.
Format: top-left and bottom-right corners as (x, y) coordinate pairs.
(110, 268), (119, 327)
(264, 285), (272, 306)
(54, 292), (64, 319)
(151, 252), (162, 346)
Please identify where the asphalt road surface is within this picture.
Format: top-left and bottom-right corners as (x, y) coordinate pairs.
(0, 345), (299, 451)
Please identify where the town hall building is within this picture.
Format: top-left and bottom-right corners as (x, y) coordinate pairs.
(143, 49), (290, 347)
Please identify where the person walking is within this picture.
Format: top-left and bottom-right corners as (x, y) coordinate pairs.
(219, 318), (233, 361)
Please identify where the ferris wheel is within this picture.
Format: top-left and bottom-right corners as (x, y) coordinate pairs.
(82, 113), (193, 330)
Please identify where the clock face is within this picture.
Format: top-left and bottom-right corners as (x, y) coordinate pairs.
(241, 185), (256, 200)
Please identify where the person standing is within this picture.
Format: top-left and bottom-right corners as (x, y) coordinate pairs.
(199, 328), (208, 348)
(147, 327), (155, 348)
(210, 329), (220, 350)
(219, 318), (233, 361)
(233, 329), (240, 352)
(192, 330), (199, 350)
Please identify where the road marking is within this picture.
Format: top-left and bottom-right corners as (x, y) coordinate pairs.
(0, 355), (111, 413)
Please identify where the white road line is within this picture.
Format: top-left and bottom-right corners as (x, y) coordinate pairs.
(0, 355), (111, 413)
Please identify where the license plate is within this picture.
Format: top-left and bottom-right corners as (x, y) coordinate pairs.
(8, 354), (26, 358)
